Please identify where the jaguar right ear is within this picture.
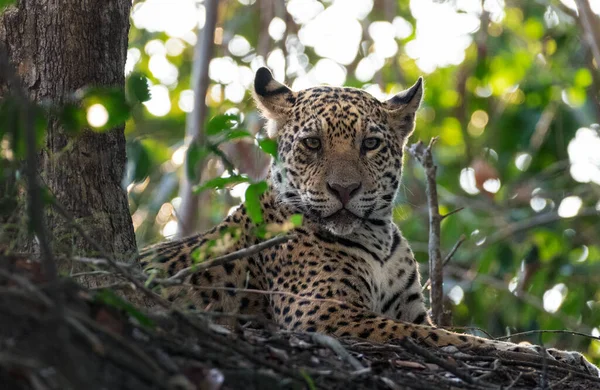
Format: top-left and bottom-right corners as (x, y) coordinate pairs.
(253, 67), (296, 126)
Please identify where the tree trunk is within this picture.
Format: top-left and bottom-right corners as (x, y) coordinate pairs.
(0, 1), (137, 279)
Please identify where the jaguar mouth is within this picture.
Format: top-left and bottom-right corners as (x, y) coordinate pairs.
(323, 209), (360, 224)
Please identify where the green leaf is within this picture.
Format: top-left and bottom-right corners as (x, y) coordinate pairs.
(131, 141), (151, 182)
(258, 138), (278, 160)
(126, 73), (151, 104)
(0, 0), (16, 11)
(289, 214), (303, 227)
(206, 113), (240, 136)
(186, 143), (208, 182)
(59, 103), (87, 134)
(193, 175), (249, 193)
(220, 129), (252, 142)
(299, 370), (316, 390)
(244, 181), (268, 224)
(94, 289), (155, 329)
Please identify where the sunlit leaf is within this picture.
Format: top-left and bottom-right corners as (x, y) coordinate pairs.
(83, 87), (131, 131)
(289, 214), (303, 227)
(193, 175), (249, 193)
(258, 138), (278, 160)
(94, 289), (155, 329)
(244, 181), (268, 224)
(205, 113), (240, 135)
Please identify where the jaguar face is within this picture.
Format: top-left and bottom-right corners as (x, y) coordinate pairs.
(253, 68), (423, 236)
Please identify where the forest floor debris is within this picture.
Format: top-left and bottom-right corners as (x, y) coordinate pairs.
(1, 258), (598, 390)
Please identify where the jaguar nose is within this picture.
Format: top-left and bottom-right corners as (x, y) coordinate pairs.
(327, 182), (362, 206)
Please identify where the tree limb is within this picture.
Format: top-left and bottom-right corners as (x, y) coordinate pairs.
(177, 0), (219, 237)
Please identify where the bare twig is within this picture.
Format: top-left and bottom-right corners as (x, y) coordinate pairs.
(159, 234), (291, 284)
(408, 138), (445, 325)
(181, 284), (346, 306)
(440, 207), (464, 221)
(177, 0), (219, 237)
(422, 234), (466, 292)
(399, 338), (479, 385)
(495, 329), (600, 342)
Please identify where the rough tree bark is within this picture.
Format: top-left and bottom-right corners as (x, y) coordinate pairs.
(0, 1), (137, 278)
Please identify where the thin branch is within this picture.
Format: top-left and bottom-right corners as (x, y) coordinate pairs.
(407, 138), (445, 326)
(495, 329), (600, 342)
(422, 234), (466, 292)
(184, 284), (346, 306)
(177, 0), (219, 237)
(158, 234), (292, 284)
(440, 207), (464, 221)
(398, 338), (479, 386)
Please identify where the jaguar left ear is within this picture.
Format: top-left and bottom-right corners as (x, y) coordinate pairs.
(384, 77), (423, 139)
(253, 67), (296, 121)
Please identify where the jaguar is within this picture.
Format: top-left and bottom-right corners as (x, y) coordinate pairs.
(140, 67), (600, 376)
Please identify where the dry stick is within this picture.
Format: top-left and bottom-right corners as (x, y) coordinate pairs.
(398, 338), (479, 386)
(441, 207), (464, 221)
(183, 284), (345, 306)
(177, 0), (219, 237)
(161, 234), (292, 284)
(408, 138), (444, 326)
(422, 234), (466, 292)
(495, 329), (600, 342)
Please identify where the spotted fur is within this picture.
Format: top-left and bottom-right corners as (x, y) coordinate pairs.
(140, 68), (600, 376)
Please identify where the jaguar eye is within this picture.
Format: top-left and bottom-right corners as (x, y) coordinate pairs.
(362, 137), (381, 151)
(302, 137), (322, 151)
